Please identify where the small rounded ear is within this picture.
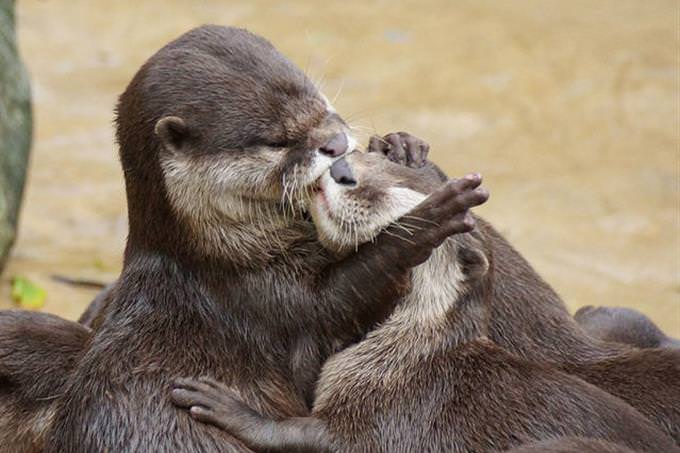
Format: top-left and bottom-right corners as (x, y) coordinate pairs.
(155, 116), (189, 152)
(458, 245), (489, 281)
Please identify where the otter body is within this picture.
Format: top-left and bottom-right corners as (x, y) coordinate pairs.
(173, 151), (676, 452)
(575, 305), (680, 349)
(365, 139), (680, 441)
(505, 437), (639, 453)
(0, 311), (90, 453)
(473, 219), (680, 441)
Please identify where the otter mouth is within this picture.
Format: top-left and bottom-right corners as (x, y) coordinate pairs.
(308, 179), (325, 205)
(310, 170), (354, 234)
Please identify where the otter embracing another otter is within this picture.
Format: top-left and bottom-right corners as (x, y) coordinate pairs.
(0, 24), (677, 451)
(7, 25), (484, 452)
(171, 150), (677, 452)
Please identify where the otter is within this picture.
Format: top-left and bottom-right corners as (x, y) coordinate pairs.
(575, 305), (680, 350)
(0, 311), (90, 453)
(38, 26), (487, 452)
(171, 150), (677, 452)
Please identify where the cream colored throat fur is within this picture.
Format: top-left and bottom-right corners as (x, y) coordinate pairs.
(397, 241), (465, 326)
(317, 182), (467, 326)
(314, 239), (467, 407)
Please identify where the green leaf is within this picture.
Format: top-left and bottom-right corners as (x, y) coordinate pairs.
(11, 276), (46, 309)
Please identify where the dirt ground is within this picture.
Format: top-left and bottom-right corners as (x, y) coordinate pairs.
(2, 0), (678, 336)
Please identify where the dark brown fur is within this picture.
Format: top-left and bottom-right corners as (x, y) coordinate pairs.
(30, 26), (485, 452)
(0, 311), (90, 453)
(365, 139), (680, 442)
(477, 220), (680, 441)
(505, 437), (639, 453)
(575, 305), (680, 349)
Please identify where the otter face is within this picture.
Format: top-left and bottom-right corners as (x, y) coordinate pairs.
(310, 151), (434, 253)
(156, 97), (355, 225)
(119, 26), (355, 233)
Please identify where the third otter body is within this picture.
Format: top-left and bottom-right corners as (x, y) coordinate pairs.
(172, 150), (676, 452)
(42, 26), (486, 452)
(575, 305), (680, 349)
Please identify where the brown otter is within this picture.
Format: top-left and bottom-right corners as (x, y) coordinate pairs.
(0, 311), (90, 453)
(171, 150), (677, 452)
(38, 26), (487, 452)
(575, 305), (680, 350)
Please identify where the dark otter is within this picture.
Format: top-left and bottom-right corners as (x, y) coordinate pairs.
(171, 150), (676, 452)
(575, 305), (680, 349)
(41, 26), (487, 452)
(0, 311), (90, 453)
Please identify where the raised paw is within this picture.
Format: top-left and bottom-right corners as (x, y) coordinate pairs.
(392, 173), (489, 267)
(368, 132), (430, 168)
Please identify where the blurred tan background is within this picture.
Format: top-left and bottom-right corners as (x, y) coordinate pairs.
(1, 0), (678, 335)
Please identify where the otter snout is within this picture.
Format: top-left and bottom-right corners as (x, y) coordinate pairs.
(330, 158), (356, 186)
(319, 132), (349, 158)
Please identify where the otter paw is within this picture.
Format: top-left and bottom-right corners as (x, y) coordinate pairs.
(396, 174), (489, 266)
(368, 132), (429, 168)
(171, 377), (254, 432)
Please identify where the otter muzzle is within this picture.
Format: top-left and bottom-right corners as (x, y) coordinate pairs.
(329, 158), (356, 186)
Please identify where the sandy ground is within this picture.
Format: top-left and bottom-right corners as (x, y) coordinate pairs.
(2, 0), (678, 336)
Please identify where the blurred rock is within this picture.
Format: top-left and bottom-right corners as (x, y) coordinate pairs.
(0, 0), (32, 271)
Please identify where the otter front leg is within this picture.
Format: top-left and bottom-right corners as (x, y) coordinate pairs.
(368, 132), (448, 181)
(172, 378), (332, 453)
(318, 174), (489, 340)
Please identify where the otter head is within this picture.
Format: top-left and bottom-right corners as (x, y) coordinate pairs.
(310, 151), (438, 254)
(312, 150), (490, 329)
(116, 26), (354, 261)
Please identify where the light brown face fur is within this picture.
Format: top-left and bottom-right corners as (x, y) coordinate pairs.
(310, 151), (440, 254)
(159, 109), (357, 225)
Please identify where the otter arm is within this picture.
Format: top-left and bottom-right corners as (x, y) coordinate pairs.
(314, 175), (488, 342)
(172, 378), (331, 453)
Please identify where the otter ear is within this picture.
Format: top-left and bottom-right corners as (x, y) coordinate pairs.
(155, 116), (189, 153)
(458, 245), (489, 281)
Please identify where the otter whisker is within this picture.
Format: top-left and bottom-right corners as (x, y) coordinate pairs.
(391, 222), (416, 237)
(332, 79), (345, 105)
(395, 221), (426, 234)
(381, 229), (417, 246)
(401, 215), (441, 227)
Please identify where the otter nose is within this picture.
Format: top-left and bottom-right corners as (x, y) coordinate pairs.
(319, 133), (348, 157)
(330, 158), (356, 186)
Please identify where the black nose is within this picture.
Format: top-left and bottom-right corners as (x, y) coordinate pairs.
(330, 158), (356, 186)
(319, 133), (348, 157)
